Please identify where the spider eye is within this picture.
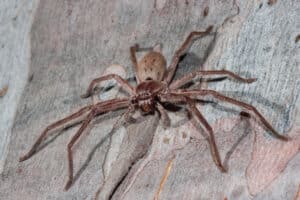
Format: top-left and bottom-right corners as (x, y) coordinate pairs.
(146, 77), (153, 81)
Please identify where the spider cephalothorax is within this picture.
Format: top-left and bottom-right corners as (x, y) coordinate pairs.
(19, 25), (289, 192)
(132, 44), (168, 113)
(135, 80), (166, 113)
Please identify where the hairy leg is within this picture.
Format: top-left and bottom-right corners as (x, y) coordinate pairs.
(65, 98), (131, 190)
(93, 98), (130, 114)
(81, 74), (135, 98)
(158, 93), (226, 172)
(19, 105), (93, 162)
(178, 89), (289, 141)
(170, 69), (257, 89)
(164, 26), (213, 84)
(186, 98), (226, 172)
(65, 110), (95, 190)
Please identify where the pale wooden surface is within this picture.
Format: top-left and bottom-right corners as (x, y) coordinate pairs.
(0, 0), (39, 173)
(0, 0), (299, 200)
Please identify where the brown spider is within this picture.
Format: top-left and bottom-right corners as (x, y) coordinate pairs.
(19, 25), (289, 191)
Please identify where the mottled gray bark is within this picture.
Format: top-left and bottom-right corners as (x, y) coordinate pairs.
(0, 0), (299, 200)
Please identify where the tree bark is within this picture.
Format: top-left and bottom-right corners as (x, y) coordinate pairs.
(0, 0), (299, 200)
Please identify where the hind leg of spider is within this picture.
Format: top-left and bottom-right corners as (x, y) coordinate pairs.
(187, 98), (226, 172)
(170, 69), (257, 89)
(182, 90), (290, 141)
(164, 26), (213, 84)
(64, 110), (95, 190)
(81, 74), (135, 98)
(19, 105), (93, 162)
(158, 94), (225, 171)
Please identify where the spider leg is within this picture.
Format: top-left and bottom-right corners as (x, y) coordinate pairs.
(179, 89), (290, 141)
(64, 110), (95, 190)
(19, 105), (93, 162)
(156, 102), (170, 128)
(81, 74), (135, 98)
(164, 26), (213, 84)
(186, 98), (226, 172)
(65, 98), (130, 190)
(158, 93), (226, 172)
(170, 69), (257, 89)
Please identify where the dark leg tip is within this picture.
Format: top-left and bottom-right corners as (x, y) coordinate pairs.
(19, 155), (28, 162)
(64, 180), (73, 191)
(131, 43), (139, 50)
(248, 78), (258, 83)
(19, 157), (25, 162)
(220, 166), (228, 173)
(240, 111), (251, 118)
(206, 25), (213, 33)
(80, 93), (90, 99)
(280, 135), (291, 142)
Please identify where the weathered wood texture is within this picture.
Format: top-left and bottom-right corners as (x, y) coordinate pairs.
(0, 0), (299, 200)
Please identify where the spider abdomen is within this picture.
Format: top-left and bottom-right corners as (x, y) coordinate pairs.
(137, 51), (166, 81)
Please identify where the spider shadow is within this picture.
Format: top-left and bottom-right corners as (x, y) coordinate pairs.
(29, 101), (159, 189)
(73, 101), (252, 188)
(72, 111), (124, 184)
(205, 90), (288, 139)
(72, 109), (158, 186)
(173, 29), (217, 80)
(215, 90), (286, 113)
(35, 110), (123, 156)
(27, 109), (135, 183)
(222, 113), (252, 170)
(189, 107), (252, 172)
(171, 36), (286, 115)
(174, 52), (205, 80)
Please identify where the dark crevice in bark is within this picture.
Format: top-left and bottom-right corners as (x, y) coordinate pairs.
(109, 150), (150, 200)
